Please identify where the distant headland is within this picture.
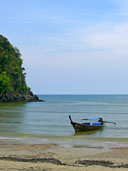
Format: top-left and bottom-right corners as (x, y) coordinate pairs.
(0, 35), (44, 102)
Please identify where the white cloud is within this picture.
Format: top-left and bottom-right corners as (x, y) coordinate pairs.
(44, 22), (128, 56)
(87, 23), (128, 50)
(21, 22), (128, 72)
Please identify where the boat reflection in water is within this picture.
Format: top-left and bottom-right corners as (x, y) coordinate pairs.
(74, 128), (104, 136)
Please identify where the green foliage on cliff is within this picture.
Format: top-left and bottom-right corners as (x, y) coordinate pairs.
(0, 35), (29, 95)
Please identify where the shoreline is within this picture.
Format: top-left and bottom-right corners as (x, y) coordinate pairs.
(0, 137), (128, 170)
(1, 134), (128, 147)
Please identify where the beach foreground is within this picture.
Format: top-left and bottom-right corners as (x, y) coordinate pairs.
(0, 140), (128, 170)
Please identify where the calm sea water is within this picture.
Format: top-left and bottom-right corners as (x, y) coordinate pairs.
(0, 95), (128, 141)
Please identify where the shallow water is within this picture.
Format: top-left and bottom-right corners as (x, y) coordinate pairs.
(0, 95), (128, 141)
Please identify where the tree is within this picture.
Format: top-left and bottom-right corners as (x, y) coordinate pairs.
(0, 72), (12, 94)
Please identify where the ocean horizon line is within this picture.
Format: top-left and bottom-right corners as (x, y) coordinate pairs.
(37, 94), (128, 96)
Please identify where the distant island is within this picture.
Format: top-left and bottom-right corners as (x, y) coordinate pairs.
(0, 35), (44, 102)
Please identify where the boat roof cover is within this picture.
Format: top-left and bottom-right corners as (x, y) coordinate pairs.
(89, 118), (99, 121)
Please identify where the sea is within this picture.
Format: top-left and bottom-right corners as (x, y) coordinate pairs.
(0, 94), (128, 147)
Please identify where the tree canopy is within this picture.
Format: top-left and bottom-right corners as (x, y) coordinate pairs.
(0, 35), (29, 95)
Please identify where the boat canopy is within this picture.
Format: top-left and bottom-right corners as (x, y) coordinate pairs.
(88, 118), (99, 121)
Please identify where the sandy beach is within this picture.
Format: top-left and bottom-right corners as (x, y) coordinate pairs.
(0, 139), (128, 171)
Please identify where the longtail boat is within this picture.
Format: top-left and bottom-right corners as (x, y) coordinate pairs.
(69, 115), (104, 132)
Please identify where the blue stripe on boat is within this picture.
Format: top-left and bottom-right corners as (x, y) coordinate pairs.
(92, 123), (101, 126)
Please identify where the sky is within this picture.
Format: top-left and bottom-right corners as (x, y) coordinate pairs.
(0, 0), (128, 94)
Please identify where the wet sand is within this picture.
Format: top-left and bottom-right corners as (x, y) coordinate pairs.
(0, 140), (128, 170)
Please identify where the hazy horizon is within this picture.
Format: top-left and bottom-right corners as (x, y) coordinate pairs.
(1, 0), (128, 94)
(37, 93), (128, 95)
